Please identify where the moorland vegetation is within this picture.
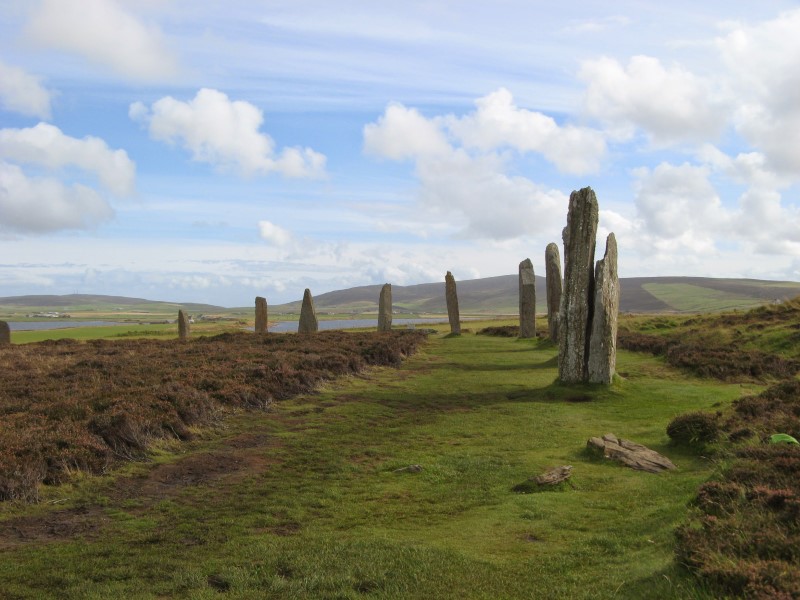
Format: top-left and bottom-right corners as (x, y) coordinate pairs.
(0, 299), (798, 598)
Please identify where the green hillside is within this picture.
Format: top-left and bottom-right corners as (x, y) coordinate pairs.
(2, 277), (799, 320)
(273, 276), (800, 315)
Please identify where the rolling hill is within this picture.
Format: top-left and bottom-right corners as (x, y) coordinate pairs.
(1, 277), (799, 317)
(271, 276), (800, 315)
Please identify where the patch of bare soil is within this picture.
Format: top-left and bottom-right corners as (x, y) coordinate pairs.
(0, 426), (282, 549)
(0, 506), (107, 550)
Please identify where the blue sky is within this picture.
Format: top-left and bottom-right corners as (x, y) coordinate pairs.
(1, 1), (799, 306)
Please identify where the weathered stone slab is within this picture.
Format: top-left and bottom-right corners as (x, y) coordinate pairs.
(587, 433), (676, 473)
(255, 296), (268, 335)
(0, 320), (9, 345)
(519, 258), (536, 339)
(445, 271), (461, 335)
(178, 310), (190, 341)
(558, 187), (599, 383)
(534, 465), (572, 486)
(298, 288), (318, 333)
(588, 234), (619, 384)
(378, 284), (392, 332)
(545, 242), (562, 343)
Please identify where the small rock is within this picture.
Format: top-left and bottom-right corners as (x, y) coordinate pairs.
(393, 464), (423, 473)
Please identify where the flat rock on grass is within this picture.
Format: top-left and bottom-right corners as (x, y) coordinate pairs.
(588, 433), (676, 473)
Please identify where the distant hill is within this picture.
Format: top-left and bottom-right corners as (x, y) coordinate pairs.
(273, 276), (800, 315)
(0, 294), (224, 313)
(2, 277), (799, 316)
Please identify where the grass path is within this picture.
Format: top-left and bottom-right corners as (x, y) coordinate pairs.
(0, 331), (750, 599)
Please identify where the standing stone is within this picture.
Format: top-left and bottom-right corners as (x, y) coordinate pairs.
(588, 233), (619, 384)
(558, 187), (599, 383)
(378, 284), (392, 332)
(255, 296), (268, 335)
(518, 258), (536, 338)
(445, 271), (461, 335)
(298, 288), (318, 333)
(545, 243), (562, 343)
(178, 310), (190, 341)
(0, 320), (10, 345)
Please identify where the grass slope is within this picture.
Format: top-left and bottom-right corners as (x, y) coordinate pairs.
(0, 323), (747, 599)
(3, 277), (799, 319)
(273, 276), (800, 316)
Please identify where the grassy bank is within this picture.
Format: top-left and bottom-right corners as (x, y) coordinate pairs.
(0, 324), (747, 599)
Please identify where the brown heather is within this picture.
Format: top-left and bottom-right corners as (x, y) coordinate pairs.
(620, 299), (800, 597)
(0, 330), (427, 502)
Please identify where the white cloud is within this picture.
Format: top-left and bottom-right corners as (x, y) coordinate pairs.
(633, 162), (726, 239)
(258, 220), (292, 246)
(363, 103), (450, 160)
(580, 55), (725, 143)
(364, 94), (576, 240)
(131, 88), (327, 178)
(414, 150), (566, 239)
(0, 161), (114, 233)
(713, 10), (800, 175)
(0, 122), (135, 195)
(24, 0), (179, 81)
(445, 88), (605, 174)
(0, 60), (53, 119)
(624, 154), (800, 262)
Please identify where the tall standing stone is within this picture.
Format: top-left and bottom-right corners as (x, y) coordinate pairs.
(378, 284), (392, 332)
(445, 271), (461, 335)
(558, 187), (599, 383)
(298, 288), (318, 333)
(588, 233), (619, 384)
(178, 310), (190, 341)
(545, 243), (562, 343)
(518, 258), (536, 339)
(255, 296), (268, 335)
(0, 320), (10, 345)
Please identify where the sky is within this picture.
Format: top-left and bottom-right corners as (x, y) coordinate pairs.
(1, 1), (799, 306)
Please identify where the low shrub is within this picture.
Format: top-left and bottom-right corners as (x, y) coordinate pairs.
(667, 411), (720, 446)
(675, 381), (800, 597)
(477, 325), (520, 337)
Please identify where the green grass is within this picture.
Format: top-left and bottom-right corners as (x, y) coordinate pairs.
(0, 328), (744, 598)
(642, 283), (765, 312)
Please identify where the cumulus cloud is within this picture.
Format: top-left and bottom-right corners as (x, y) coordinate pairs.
(363, 103), (451, 160)
(24, 0), (179, 81)
(716, 9), (800, 174)
(446, 88), (606, 174)
(131, 88), (326, 178)
(0, 60), (53, 119)
(364, 92), (585, 240)
(632, 162), (727, 244)
(623, 152), (800, 263)
(580, 55), (725, 144)
(0, 122), (135, 195)
(414, 150), (566, 239)
(0, 161), (114, 233)
(258, 220), (292, 246)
